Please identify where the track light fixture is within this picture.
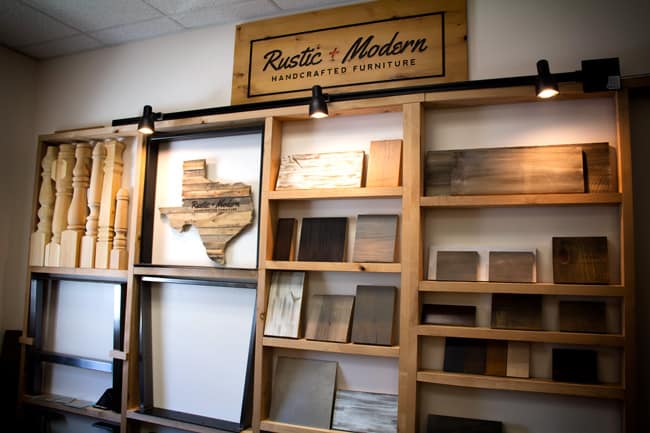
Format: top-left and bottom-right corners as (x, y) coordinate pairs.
(309, 85), (329, 119)
(137, 105), (162, 135)
(535, 59), (559, 99)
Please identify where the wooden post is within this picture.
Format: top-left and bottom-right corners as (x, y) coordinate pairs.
(95, 139), (125, 269)
(60, 142), (92, 267)
(44, 144), (75, 267)
(110, 188), (129, 270)
(80, 141), (106, 268)
(29, 146), (58, 266)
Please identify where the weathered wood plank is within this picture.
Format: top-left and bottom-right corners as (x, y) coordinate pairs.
(353, 214), (398, 263)
(559, 301), (607, 333)
(491, 294), (542, 331)
(488, 251), (535, 283)
(298, 218), (347, 262)
(332, 390), (397, 433)
(276, 151), (364, 190)
(420, 304), (476, 327)
(305, 295), (354, 343)
(552, 236), (609, 284)
(351, 285), (396, 346)
(433, 250), (479, 281)
(264, 272), (305, 339)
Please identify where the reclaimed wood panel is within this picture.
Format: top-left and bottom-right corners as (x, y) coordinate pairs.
(443, 338), (486, 375)
(269, 357), (337, 428)
(553, 236), (609, 284)
(559, 301), (607, 333)
(273, 218), (297, 261)
(264, 272), (305, 338)
(434, 251), (479, 281)
(552, 348), (598, 384)
(491, 294), (542, 331)
(276, 151), (364, 190)
(305, 295), (355, 343)
(332, 390), (397, 433)
(351, 285), (396, 346)
(485, 340), (507, 377)
(353, 214), (398, 263)
(298, 218), (347, 262)
(488, 251), (535, 283)
(506, 342), (530, 378)
(421, 304), (476, 327)
(427, 414), (503, 433)
(555, 142), (617, 192)
(366, 140), (402, 188)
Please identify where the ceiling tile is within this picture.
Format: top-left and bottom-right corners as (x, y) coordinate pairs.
(273, 0), (360, 10)
(0, 0), (77, 47)
(172, 0), (279, 28)
(144, 0), (238, 16)
(23, 0), (162, 32)
(91, 16), (182, 45)
(19, 34), (102, 59)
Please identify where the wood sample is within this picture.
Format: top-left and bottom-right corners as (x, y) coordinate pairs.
(353, 214), (398, 263)
(269, 357), (337, 429)
(109, 188), (129, 270)
(366, 139), (402, 187)
(443, 338), (486, 375)
(264, 272), (305, 338)
(80, 141), (105, 268)
(488, 251), (535, 283)
(305, 295), (355, 343)
(44, 143), (75, 267)
(29, 146), (58, 266)
(421, 304), (476, 327)
(485, 340), (507, 377)
(424, 150), (456, 196)
(491, 294), (542, 330)
(427, 414), (502, 433)
(159, 159), (254, 265)
(298, 217), (347, 262)
(435, 251), (479, 281)
(559, 301), (607, 333)
(273, 218), (297, 261)
(552, 348), (598, 384)
(275, 151), (364, 190)
(553, 236), (609, 284)
(95, 140), (125, 269)
(351, 285), (396, 346)
(506, 342), (530, 378)
(555, 142), (617, 192)
(332, 390), (397, 433)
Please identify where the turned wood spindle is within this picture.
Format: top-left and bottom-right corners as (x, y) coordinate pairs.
(44, 144), (75, 267)
(79, 141), (106, 268)
(109, 188), (129, 270)
(29, 146), (58, 266)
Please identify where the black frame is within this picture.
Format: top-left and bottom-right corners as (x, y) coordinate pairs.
(139, 125), (265, 267)
(137, 276), (257, 431)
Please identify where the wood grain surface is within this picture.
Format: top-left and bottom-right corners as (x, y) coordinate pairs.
(366, 140), (402, 188)
(332, 390), (397, 433)
(559, 301), (607, 333)
(305, 295), (355, 343)
(264, 272), (305, 338)
(485, 340), (507, 377)
(488, 251), (535, 283)
(421, 304), (476, 327)
(552, 237), (609, 284)
(298, 217), (347, 262)
(491, 294), (542, 330)
(276, 151), (364, 190)
(443, 338), (486, 375)
(353, 214), (398, 263)
(435, 251), (479, 281)
(273, 218), (297, 261)
(351, 285), (396, 346)
(506, 342), (530, 378)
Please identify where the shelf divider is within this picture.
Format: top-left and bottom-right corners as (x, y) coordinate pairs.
(266, 261), (400, 273)
(268, 186), (402, 200)
(263, 337), (399, 357)
(30, 266), (127, 282)
(419, 280), (625, 296)
(260, 419), (337, 433)
(420, 192), (622, 208)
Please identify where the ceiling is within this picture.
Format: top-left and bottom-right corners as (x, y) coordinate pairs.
(0, 0), (359, 60)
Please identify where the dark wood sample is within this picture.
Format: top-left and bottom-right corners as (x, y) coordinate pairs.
(555, 142), (617, 192)
(491, 294), (542, 330)
(298, 217), (347, 262)
(353, 214), (398, 263)
(421, 304), (476, 327)
(366, 139), (402, 188)
(305, 295), (355, 343)
(269, 357), (338, 428)
(332, 390), (397, 433)
(351, 285), (396, 346)
(443, 338), (487, 375)
(559, 301), (607, 333)
(427, 414), (503, 433)
(488, 251), (535, 283)
(553, 237), (609, 284)
(435, 251), (479, 281)
(552, 348), (598, 384)
(485, 340), (507, 377)
(273, 218), (297, 260)
(424, 150), (456, 196)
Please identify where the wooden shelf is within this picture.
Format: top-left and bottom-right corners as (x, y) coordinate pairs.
(24, 394), (121, 423)
(263, 337), (399, 358)
(419, 280), (626, 297)
(416, 370), (624, 400)
(416, 325), (624, 347)
(127, 410), (252, 433)
(134, 264), (257, 283)
(260, 420), (337, 433)
(265, 260), (400, 273)
(420, 192), (622, 208)
(30, 266), (128, 282)
(268, 186), (402, 200)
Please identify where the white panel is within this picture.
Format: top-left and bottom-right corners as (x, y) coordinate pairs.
(0, 0), (77, 47)
(151, 282), (256, 422)
(43, 364), (112, 402)
(145, 0), (243, 15)
(273, 0), (363, 10)
(92, 17), (183, 45)
(20, 34), (102, 59)
(171, 0), (279, 27)
(151, 132), (262, 268)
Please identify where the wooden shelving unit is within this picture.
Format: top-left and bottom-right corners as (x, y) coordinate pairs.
(262, 337), (400, 358)
(127, 410), (253, 433)
(24, 394), (122, 423)
(260, 420), (337, 433)
(265, 260), (401, 273)
(419, 280), (626, 296)
(268, 186), (402, 200)
(419, 192), (622, 208)
(30, 266), (128, 282)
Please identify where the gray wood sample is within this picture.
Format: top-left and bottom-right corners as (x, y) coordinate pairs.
(488, 251), (535, 283)
(332, 390), (397, 433)
(491, 294), (542, 330)
(506, 342), (530, 378)
(269, 357), (337, 428)
(427, 414), (503, 433)
(298, 217), (347, 262)
(553, 236), (609, 284)
(305, 295), (355, 343)
(353, 214), (398, 263)
(351, 285), (396, 346)
(273, 218), (297, 261)
(264, 272), (305, 338)
(435, 251), (479, 281)
(421, 304), (476, 327)
(559, 301), (607, 333)
(276, 151), (364, 190)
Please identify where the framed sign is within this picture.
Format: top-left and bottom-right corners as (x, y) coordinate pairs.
(231, 0), (467, 104)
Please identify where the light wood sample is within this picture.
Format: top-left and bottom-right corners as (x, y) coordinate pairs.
(485, 340), (507, 377)
(353, 214), (398, 263)
(273, 218), (297, 261)
(298, 217), (347, 262)
(159, 159), (254, 265)
(559, 301), (607, 333)
(427, 414), (503, 433)
(109, 188), (129, 270)
(29, 146), (58, 266)
(80, 141), (105, 268)
(332, 390), (397, 433)
(553, 236), (609, 284)
(269, 357), (337, 429)
(506, 342), (530, 378)
(491, 294), (542, 330)
(443, 338), (486, 374)
(366, 139), (402, 187)
(488, 251), (535, 283)
(45, 143), (75, 267)
(421, 304), (476, 327)
(434, 250), (479, 281)
(264, 272), (305, 338)
(276, 151), (364, 190)
(552, 348), (598, 384)
(305, 295), (354, 343)
(351, 285), (396, 346)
